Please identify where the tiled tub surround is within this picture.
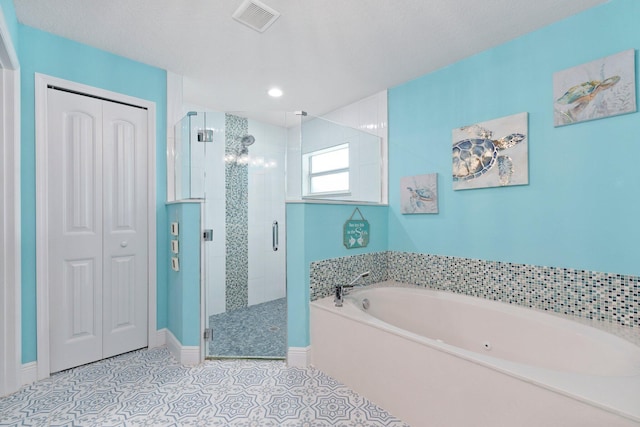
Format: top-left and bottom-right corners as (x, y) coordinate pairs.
(310, 251), (639, 331)
(310, 286), (640, 426)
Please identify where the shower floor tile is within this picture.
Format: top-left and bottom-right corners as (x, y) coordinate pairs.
(0, 347), (410, 427)
(209, 297), (287, 359)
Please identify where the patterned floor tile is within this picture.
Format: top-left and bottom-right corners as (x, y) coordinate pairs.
(0, 347), (410, 427)
(116, 390), (166, 418)
(166, 391), (212, 419)
(264, 394), (305, 422)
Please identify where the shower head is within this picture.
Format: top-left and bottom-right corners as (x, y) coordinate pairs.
(241, 135), (255, 147)
(234, 134), (255, 160)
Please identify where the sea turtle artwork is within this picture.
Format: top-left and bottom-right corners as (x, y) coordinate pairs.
(555, 75), (620, 122)
(553, 49), (636, 127)
(400, 173), (438, 214)
(452, 133), (525, 183)
(452, 112), (528, 190)
(406, 186), (434, 211)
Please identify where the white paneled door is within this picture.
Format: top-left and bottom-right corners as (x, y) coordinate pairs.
(47, 89), (148, 373)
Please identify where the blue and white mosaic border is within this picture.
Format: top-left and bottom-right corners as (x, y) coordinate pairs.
(310, 251), (639, 329)
(310, 252), (388, 301)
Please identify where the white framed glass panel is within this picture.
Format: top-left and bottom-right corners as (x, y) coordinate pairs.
(298, 114), (383, 202)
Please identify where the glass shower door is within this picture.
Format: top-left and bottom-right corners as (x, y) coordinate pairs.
(202, 111), (288, 359)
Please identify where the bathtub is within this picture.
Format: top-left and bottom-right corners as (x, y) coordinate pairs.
(310, 284), (640, 427)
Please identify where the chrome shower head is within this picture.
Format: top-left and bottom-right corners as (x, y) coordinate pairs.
(241, 135), (255, 147)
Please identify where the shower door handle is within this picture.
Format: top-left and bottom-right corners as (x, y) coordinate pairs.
(272, 221), (279, 251)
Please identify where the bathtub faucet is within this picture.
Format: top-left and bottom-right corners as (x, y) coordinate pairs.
(335, 271), (370, 307)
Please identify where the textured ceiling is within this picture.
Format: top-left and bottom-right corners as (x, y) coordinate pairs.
(14, 0), (607, 117)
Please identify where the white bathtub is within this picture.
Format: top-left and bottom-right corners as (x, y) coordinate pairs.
(310, 284), (640, 427)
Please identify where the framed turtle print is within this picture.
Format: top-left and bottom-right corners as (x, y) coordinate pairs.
(452, 112), (528, 190)
(401, 173), (438, 214)
(553, 49), (636, 127)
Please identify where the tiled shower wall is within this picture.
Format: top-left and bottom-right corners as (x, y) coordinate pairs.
(310, 251), (639, 329)
(225, 114), (249, 311)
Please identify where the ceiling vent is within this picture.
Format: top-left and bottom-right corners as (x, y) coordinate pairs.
(232, 0), (281, 33)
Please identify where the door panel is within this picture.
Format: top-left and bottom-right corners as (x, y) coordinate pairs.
(107, 256), (135, 330)
(102, 101), (148, 359)
(48, 90), (104, 373)
(66, 259), (97, 338)
(65, 113), (98, 233)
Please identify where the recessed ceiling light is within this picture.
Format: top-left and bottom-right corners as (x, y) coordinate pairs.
(268, 87), (283, 98)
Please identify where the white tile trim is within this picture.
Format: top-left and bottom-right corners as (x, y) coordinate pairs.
(166, 328), (200, 366)
(287, 346), (310, 367)
(153, 328), (167, 347)
(20, 362), (37, 387)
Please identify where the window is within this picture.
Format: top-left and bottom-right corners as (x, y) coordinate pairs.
(303, 143), (350, 196)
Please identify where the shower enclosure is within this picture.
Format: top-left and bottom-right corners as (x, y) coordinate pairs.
(171, 108), (383, 361)
(174, 111), (293, 359)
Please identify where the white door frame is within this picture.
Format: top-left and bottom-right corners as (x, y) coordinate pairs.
(0, 7), (21, 397)
(35, 73), (158, 380)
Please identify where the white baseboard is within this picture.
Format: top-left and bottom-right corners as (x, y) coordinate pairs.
(21, 362), (37, 386)
(152, 328), (167, 348)
(180, 346), (200, 366)
(166, 329), (200, 366)
(287, 346), (310, 367)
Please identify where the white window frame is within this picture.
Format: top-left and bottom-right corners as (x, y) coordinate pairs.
(302, 143), (351, 197)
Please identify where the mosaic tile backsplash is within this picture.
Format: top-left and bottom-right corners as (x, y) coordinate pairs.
(310, 251), (639, 329)
(309, 252), (388, 302)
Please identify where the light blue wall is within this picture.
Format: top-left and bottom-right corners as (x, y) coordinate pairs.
(166, 203), (201, 347)
(286, 203), (388, 347)
(18, 25), (168, 363)
(286, 204), (307, 347)
(287, 0), (640, 349)
(388, 0), (640, 277)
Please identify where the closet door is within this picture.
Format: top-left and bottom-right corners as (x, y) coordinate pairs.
(47, 89), (148, 373)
